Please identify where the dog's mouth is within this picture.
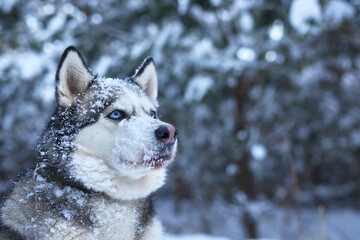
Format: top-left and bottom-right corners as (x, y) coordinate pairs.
(141, 143), (176, 169)
(147, 154), (173, 168)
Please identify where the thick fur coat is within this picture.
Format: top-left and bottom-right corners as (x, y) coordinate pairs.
(1, 47), (178, 240)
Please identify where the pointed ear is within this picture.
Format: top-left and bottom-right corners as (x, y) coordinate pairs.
(55, 46), (94, 107)
(132, 57), (158, 100)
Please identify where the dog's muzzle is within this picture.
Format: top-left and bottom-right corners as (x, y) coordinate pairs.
(155, 125), (178, 145)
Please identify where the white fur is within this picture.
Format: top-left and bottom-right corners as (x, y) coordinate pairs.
(39, 197), (160, 240)
(143, 217), (163, 240)
(71, 88), (176, 200)
(2, 192), (163, 240)
(71, 151), (167, 200)
(1, 52), (175, 240)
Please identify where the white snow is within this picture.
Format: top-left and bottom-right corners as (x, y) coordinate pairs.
(226, 163), (239, 176)
(184, 75), (213, 102)
(54, 188), (65, 197)
(0, 0), (17, 12)
(91, 13), (103, 25)
(289, 0), (322, 34)
(62, 3), (74, 14)
(15, 52), (44, 79)
(236, 47), (255, 62)
(177, 0), (190, 15)
(237, 130), (248, 141)
(268, 20), (284, 41)
(191, 38), (215, 60)
(164, 234), (232, 240)
(0, 51), (51, 80)
(130, 41), (151, 59)
(41, 4), (55, 16)
(239, 11), (254, 32)
(44, 13), (67, 40)
(156, 198), (360, 240)
(265, 51), (277, 63)
(96, 55), (113, 76)
(210, 0), (221, 7)
(250, 144), (267, 161)
(324, 0), (355, 26)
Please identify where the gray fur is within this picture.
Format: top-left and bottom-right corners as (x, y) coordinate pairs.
(1, 46), (175, 239)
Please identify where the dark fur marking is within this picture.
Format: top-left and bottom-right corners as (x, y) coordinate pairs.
(3, 171), (97, 233)
(134, 196), (155, 240)
(32, 169), (97, 228)
(0, 225), (24, 240)
(132, 56), (155, 80)
(37, 164), (95, 195)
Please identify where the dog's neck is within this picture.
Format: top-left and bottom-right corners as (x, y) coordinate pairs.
(35, 162), (97, 195)
(69, 150), (166, 200)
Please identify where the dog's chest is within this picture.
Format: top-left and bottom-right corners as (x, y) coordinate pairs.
(41, 197), (141, 240)
(2, 173), (157, 240)
(91, 197), (139, 239)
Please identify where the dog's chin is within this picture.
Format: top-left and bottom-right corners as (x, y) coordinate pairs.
(117, 142), (177, 173)
(141, 143), (177, 169)
(147, 155), (174, 169)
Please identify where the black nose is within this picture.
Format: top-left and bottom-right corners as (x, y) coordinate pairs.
(155, 126), (169, 139)
(155, 125), (177, 145)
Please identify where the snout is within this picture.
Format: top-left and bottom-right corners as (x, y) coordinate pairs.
(155, 125), (178, 145)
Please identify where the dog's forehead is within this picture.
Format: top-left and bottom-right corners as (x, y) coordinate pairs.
(86, 77), (155, 110)
(111, 90), (154, 111)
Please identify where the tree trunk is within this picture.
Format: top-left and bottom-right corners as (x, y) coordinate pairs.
(234, 78), (257, 239)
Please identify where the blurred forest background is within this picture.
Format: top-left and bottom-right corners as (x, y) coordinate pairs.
(1, 0), (360, 239)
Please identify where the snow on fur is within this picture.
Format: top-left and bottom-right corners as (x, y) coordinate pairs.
(1, 48), (177, 240)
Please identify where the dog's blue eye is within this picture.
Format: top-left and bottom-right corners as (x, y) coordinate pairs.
(108, 110), (125, 120)
(150, 110), (157, 119)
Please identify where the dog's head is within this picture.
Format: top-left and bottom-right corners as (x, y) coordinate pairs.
(45, 46), (177, 200)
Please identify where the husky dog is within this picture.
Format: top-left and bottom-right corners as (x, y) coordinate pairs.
(0, 46), (178, 240)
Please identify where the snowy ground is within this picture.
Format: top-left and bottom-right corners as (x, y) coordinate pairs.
(156, 197), (360, 240)
(164, 234), (231, 240)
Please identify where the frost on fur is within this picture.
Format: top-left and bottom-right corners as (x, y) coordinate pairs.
(1, 47), (177, 240)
